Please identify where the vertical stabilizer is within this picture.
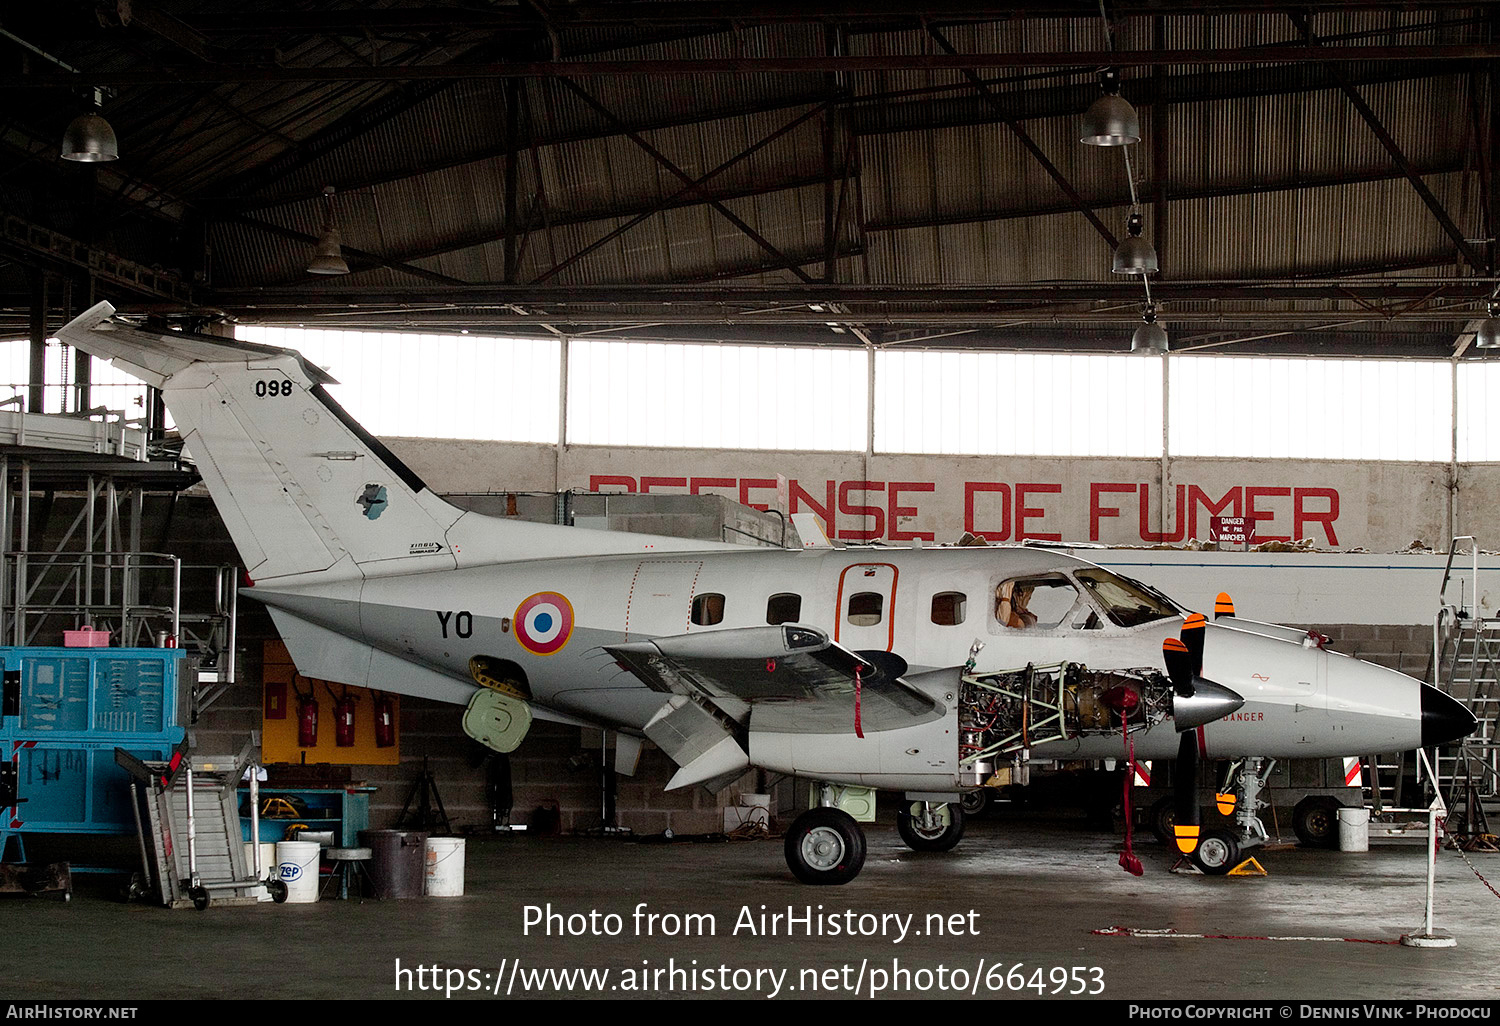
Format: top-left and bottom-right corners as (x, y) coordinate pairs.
(58, 303), (461, 583)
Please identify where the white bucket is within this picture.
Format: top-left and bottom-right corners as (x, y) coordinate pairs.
(276, 840), (322, 903)
(424, 837), (466, 897)
(1337, 807), (1371, 852)
(243, 842), (277, 901)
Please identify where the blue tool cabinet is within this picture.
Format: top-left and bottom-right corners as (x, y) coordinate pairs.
(0, 647), (188, 860)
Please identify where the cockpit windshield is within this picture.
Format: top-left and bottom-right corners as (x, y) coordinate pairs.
(1073, 567), (1180, 628)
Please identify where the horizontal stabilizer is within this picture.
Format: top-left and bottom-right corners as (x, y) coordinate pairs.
(57, 302), (335, 390)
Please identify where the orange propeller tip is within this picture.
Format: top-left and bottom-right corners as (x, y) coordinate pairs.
(1214, 592), (1235, 617)
(1184, 613), (1207, 629)
(1163, 638), (1189, 652)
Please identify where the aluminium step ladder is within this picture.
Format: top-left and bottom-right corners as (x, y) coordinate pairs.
(116, 739), (264, 910)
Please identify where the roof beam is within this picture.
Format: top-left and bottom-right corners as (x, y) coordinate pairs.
(1290, 13), (1486, 272)
(864, 159), (1470, 232)
(180, 3), (1494, 34)
(926, 24), (1117, 249)
(556, 79), (819, 284)
(10, 46), (1500, 88)
(199, 277), (1491, 313)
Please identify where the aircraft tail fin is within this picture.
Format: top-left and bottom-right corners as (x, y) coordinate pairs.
(58, 302), (463, 584)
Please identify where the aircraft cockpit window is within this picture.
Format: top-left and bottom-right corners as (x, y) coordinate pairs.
(930, 591), (967, 626)
(847, 592), (884, 626)
(995, 576), (1082, 630)
(691, 593), (726, 626)
(766, 593), (802, 625)
(1073, 567), (1178, 628)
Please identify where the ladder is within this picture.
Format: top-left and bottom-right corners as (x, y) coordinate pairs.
(1432, 538), (1499, 804)
(116, 740), (263, 910)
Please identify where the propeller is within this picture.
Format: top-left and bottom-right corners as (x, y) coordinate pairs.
(1160, 612), (1246, 856)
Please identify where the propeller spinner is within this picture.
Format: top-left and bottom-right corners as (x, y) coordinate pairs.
(1161, 613), (1246, 856)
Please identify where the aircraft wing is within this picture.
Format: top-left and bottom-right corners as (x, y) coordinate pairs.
(605, 625), (945, 734)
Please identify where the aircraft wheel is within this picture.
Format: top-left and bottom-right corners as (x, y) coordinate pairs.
(960, 788), (991, 818)
(1292, 796), (1342, 849)
(1148, 796), (1176, 846)
(896, 801), (965, 852)
(189, 885), (211, 911)
(268, 879), (289, 903)
(785, 807), (866, 885)
(1192, 829), (1241, 876)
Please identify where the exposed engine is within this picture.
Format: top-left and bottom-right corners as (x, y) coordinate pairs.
(958, 662), (1171, 779)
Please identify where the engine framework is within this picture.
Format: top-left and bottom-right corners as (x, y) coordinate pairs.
(957, 662), (1170, 779)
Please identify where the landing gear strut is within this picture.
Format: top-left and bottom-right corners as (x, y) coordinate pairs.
(1193, 757), (1273, 875)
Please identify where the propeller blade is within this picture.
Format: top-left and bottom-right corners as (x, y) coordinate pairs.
(1162, 637), (1194, 696)
(1214, 593), (1235, 620)
(1216, 791), (1237, 816)
(1181, 612), (1207, 674)
(1173, 730), (1200, 855)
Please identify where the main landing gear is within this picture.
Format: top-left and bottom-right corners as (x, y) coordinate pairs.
(783, 791), (967, 884)
(896, 801), (965, 852)
(784, 807), (866, 885)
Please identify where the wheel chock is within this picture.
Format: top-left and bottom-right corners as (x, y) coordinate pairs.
(1227, 857), (1267, 876)
(1169, 857), (1203, 875)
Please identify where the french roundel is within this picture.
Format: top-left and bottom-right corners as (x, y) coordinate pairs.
(514, 592), (575, 656)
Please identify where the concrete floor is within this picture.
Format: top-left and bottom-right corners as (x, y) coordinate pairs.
(4, 813), (1498, 1001)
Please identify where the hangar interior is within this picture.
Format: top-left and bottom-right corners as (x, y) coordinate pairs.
(1, 0), (1499, 956)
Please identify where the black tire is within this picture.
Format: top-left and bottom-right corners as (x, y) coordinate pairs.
(1192, 829), (1242, 876)
(189, 885), (210, 911)
(1148, 796), (1176, 846)
(785, 807), (866, 885)
(896, 801), (965, 852)
(960, 788), (991, 817)
(268, 879), (289, 903)
(1293, 796), (1342, 849)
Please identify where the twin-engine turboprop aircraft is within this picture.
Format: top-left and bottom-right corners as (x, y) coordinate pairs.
(58, 303), (1477, 884)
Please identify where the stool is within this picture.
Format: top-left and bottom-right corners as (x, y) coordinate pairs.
(323, 847), (372, 899)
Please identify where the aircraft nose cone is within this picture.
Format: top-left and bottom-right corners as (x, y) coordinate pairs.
(1421, 685), (1478, 747)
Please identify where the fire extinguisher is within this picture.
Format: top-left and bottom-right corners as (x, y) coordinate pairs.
(297, 691), (319, 748)
(374, 693), (396, 748)
(334, 685), (357, 747)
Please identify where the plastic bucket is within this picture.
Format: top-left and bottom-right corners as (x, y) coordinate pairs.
(276, 840), (322, 903)
(1337, 807), (1371, 852)
(361, 829), (428, 899)
(244, 842), (277, 901)
(424, 837), (466, 897)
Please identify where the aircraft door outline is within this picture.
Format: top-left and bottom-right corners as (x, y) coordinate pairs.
(835, 562), (899, 652)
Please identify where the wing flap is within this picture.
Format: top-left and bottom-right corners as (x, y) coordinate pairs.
(606, 625), (945, 735)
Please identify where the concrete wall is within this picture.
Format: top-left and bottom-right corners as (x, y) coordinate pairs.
(384, 438), (1495, 554)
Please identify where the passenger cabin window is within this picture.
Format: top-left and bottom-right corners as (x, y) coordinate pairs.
(691, 593), (725, 626)
(995, 577), (1084, 630)
(931, 591), (966, 626)
(766, 593), (802, 625)
(847, 592), (883, 626)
